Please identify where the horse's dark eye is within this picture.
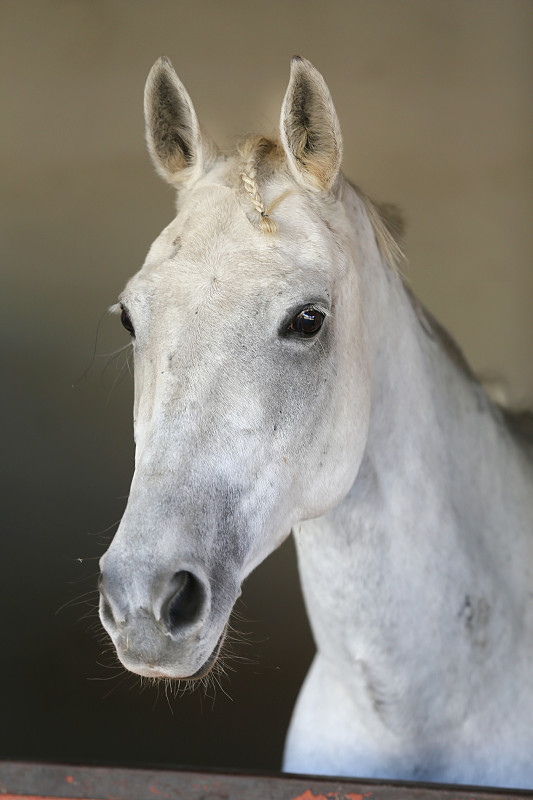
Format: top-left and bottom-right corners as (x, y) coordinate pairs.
(289, 307), (325, 336)
(120, 308), (135, 336)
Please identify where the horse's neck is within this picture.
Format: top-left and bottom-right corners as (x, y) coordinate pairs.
(296, 192), (533, 723)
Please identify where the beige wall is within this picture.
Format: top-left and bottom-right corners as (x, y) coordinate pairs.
(1, 0), (532, 771)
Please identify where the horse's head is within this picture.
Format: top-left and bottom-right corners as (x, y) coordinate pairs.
(99, 57), (376, 679)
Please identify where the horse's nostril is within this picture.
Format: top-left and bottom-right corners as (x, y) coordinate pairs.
(99, 579), (117, 628)
(165, 570), (205, 633)
(100, 594), (116, 628)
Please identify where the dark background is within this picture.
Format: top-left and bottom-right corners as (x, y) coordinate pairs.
(1, 0), (532, 774)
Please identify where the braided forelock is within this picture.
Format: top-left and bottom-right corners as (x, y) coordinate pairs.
(238, 136), (280, 234)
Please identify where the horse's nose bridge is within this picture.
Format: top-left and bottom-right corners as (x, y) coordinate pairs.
(134, 364), (218, 457)
(133, 351), (262, 469)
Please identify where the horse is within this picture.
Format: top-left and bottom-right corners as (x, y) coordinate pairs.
(98, 56), (533, 789)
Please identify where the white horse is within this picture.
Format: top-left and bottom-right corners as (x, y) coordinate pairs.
(99, 56), (533, 789)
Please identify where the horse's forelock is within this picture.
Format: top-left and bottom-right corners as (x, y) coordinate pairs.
(236, 136), (284, 234)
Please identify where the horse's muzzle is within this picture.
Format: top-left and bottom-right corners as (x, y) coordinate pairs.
(98, 563), (221, 678)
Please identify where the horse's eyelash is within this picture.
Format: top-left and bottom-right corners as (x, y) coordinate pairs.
(310, 304), (332, 318)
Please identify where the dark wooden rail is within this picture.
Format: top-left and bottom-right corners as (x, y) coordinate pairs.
(1, 761), (532, 800)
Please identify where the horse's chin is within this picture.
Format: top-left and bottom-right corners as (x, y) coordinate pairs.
(118, 626), (227, 682)
(187, 628), (226, 679)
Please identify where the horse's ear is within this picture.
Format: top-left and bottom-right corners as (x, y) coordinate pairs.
(280, 57), (343, 193)
(144, 56), (218, 186)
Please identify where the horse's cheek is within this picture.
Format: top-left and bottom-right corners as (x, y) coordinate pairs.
(318, 346), (371, 510)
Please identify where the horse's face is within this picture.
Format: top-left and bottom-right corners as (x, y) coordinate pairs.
(99, 57), (371, 679)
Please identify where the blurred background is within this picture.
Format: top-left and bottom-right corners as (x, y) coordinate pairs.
(1, 0), (532, 775)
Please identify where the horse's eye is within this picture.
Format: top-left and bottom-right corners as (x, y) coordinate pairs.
(289, 307), (325, 336)
(120, 308), (135, 336)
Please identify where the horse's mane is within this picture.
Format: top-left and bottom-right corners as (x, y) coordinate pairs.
(354, 189), (405, 274)
(406, 285), (533, 452)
